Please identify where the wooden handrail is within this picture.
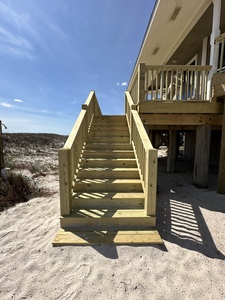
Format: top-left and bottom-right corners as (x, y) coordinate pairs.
(125, 91), (157, 217)
(58, 91), (102, 215)
(129, 64), (212, 103)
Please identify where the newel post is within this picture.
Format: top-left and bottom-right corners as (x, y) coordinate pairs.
(58, 148), (72, 216)
(138, 63), (146, 104)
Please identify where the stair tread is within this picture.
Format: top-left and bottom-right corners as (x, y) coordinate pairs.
(76, 178), (142, 183)
(53, 229), (163, 245)
(78, 167), (139, 171)
(82, 158), (136, 161)
(64, 209), (148, 219)
(83, 150), (133, 153)
(73, 192), (144, 199)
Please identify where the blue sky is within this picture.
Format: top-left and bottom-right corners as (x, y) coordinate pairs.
(0, 0), (154, 134)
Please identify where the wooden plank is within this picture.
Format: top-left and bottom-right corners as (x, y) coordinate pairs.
(146, 125), (222, 130)
(140, 113), (223, 126)
(139, 101), (224, 114)
(84, 143), (133, 150)
(60, 209), (156, 229)
(80, 158), (137, 168)
(218, 102), (225, 194)
(52, 229), (163, 246)
(74, 179), (143, 193)
(87, 136), (130, 143)
(138, 63), (146, 103)
(145, 148), (158, 216)
(77, 167), (139, 179)
(58, 148), (72, 216)
(72, 192), (144, 209)
(82, 150), (134, 159)
(193, 125), (211, 188)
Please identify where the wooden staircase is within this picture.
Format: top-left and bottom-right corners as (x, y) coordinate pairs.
(53, 115), (162, 245)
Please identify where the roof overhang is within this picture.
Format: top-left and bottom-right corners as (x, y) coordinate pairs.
(128, 0), (212, 89)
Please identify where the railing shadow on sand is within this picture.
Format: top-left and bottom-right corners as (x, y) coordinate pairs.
(156, 156), (225, 260)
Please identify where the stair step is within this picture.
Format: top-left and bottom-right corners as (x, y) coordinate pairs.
(88, 130), (129, 139)
(82, 150), (134, 159)
(72, 192), (144, 209)
(60, 209), (155, 230)
(80, 158), (137, 168)
(77, 168), (139, 179)
(74, 179), (143, 192)
(87, 136), (130, 143)
(90, 125), (128, 131)
(53, 229), (163, 245)
(92, 116), (127, 124)
(84, 143), (133, 150)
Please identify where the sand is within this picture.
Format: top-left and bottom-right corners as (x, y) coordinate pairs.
(0, 146), (225, 300)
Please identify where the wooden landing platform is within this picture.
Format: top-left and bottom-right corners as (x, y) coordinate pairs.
(52, 229), (163, 246)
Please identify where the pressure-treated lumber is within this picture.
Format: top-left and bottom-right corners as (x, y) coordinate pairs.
(55, 113), (160, 246)
(77, 167), (139, 179)
(82, 150), (134, 159)
(60, 209), (156, 229)
(80, 158), (137, 168)
(140, 113), (223, 126)
(58, 148), (72, 216)
(53, 229), (163, 246)
(72, 192), (144, 209)
(74, 179), (143, 193)
(139, 101), (224, 114)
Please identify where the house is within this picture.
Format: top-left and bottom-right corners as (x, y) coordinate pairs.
(128, 0), (225, 193)
(53, 0), (225, 245)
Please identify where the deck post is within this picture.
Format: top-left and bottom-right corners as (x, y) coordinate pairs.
(218, 102), (225, 194)
(193, 125), (211, 188)
(145, 148), (158, 220)
(167, 130), (177, 172)
(138, 63), (146, 104)
(59, 148), (72, 216)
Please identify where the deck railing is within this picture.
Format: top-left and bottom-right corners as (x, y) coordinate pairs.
(125, 91), (157, 217)
(129, 63), (211, 103)
(58, 91), (102, 215)
(215, 33), (225, 73)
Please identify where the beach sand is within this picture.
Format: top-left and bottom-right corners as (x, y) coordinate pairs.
(1, 140), (225, 300)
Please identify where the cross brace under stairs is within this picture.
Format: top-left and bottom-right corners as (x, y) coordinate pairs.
(53, 115), (162, 245)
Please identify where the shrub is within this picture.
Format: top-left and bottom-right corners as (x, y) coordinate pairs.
(0, 172), (49, 211)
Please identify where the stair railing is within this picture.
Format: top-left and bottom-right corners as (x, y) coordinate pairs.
(125, 91), (157, 218)
(58, 91), (102, 216)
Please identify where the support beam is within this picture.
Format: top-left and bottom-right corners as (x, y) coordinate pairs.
(218, 103), (225, 194)
(193, 125), (211, 188)
(167, 130), (177, 173)
(140, 113), (223, 126)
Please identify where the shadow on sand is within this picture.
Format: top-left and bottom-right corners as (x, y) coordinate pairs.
(156, 157), (225, 260)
